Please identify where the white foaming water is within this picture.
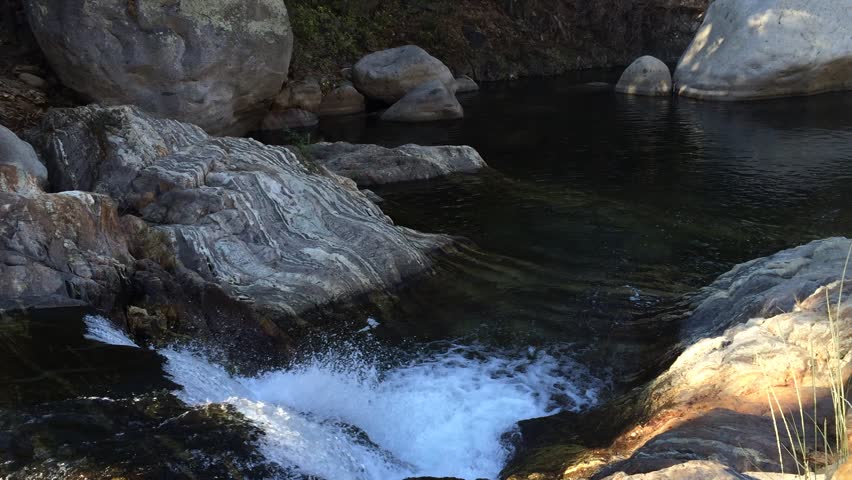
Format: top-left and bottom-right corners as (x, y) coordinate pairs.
(84, 315), (603, 480)
(84, 315), (139, 348)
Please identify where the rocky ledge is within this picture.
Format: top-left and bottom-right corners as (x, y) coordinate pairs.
(0, 105), (474, 357)
(506, 237), (852, 480)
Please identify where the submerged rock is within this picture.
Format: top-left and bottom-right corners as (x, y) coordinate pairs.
(24, 0), (294, 135)
(674, 0), (852, 100)
(353, 45), (455, 103)
(308, 142), (487, 186)
(381, 79), (464, 122)
(26, 105), (452, 330)
(615, 56), (672, 97)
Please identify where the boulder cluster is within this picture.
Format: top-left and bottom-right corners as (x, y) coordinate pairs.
(616, 0), (851, 100)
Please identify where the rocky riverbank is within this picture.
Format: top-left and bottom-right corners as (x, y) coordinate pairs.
(0, 105), (491, 363)
(505, 238), (852, 480)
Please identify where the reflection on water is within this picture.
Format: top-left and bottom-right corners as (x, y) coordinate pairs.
(317, 80), (852, 384)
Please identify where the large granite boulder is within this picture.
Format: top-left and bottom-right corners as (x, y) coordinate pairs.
(308, 142), (487, 186)
(24, 0), (294, 136)
(29, 105), (452, 322)
(0, 124), (47, 193)
(616, 56), (672, 97)
(674, 0), (852, 100)
(353, 45), (455, 103)
(381, 79), (464, 122)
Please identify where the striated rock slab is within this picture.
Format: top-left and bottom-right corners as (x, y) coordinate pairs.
(674, 0), (852, 100)
(308, 142), (487, 186)
(0, 124), (46, 193)
(28, 105), (453, 322)
(25, 0), (294, 135)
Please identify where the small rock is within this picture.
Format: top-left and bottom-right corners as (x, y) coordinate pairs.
(288, 78), (323, 112)
(317, 82), (365, 117)
(381, 79), (463, 123)
(353, 45), (455, 103)
(17, 72), (47, 89)
(0, 124), (47, 193)
(340, 67), (353, 80)
(615, 56), (672, 97)
(261, 109), (319, 130)
(453, 75), (479, 93)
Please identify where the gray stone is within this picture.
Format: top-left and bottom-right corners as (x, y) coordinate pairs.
(0, 124), (47, 193)
(17, 72), (46, 89)
(24, 0), (294, 136)
(616, 56), (672, 97)
(29, 105), (453, 321)
(308, 142), (486, 186)
(287, 78), (323, 112)
(675, 0), (852, 100)
(381, 80), (463, 123)
(261, 109), (319, 130)
(353, 45), (455, 103)
(453, 75), (479, 94)
(317, 82), (365, 117)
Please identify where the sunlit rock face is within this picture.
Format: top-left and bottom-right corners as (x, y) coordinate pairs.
(596, 238), (852, 478)
(674, 0), (852, 100)
(615, 56), (672, 97)
(28, 105), (452, 323)
(24, 0), (293, 135)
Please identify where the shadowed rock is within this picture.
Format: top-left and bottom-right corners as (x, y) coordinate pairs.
(318, 82), (366, 117)
(261, 108), (319, 130)
(24, 0), (294, 135)
(675, 0), (852, 100)
(0, 124), (46, 193)
(308, 142), (487, 186)
(353, 45), (455, 103)
(381, 80), (464, 122)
